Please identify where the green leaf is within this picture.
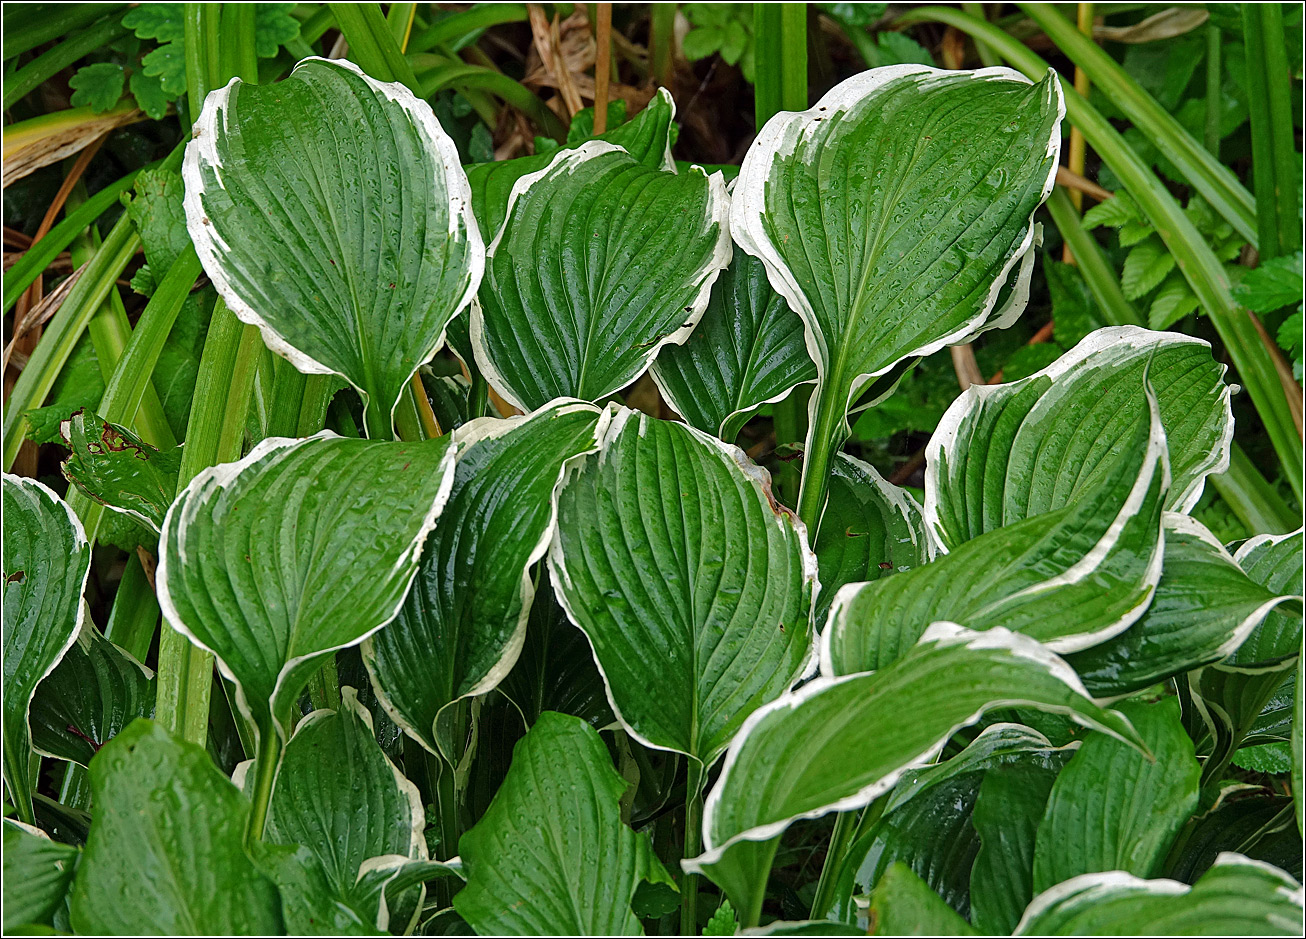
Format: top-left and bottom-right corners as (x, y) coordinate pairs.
(1122, 239), (1177, 300)
(253, 3), (300, 58)
(122, 2), (184, 42)
(705, 899), (739, 936)
(465, 88), (677, 246)
(157, 432), (456, 741)
(139, 39), (186, 97)
(686, 625), (1143, 914)
(58, 410), (180, 532)
(472, 143), (729, 412)
(125, 167), (191, 277)
(812, 453), (932, 627)
(29, 621), (154, 767)
(826, 390), (1166, 672)
(866, 864), (978, 936)
(566, 100), (628, 147)
(1082, 191), (1142, 229)
(2, 820), (79, 932)
(733, 67), (1062, 466)
(2, 475), (91, 822)
(69, 720), (284, 935)
(185, 57), (483, 435)
(1148, 274), (1201, 330)
(1066, 516), (1299, 697)
(1014, 853), (1304, 935)
(1167, 794), (1301, 884)
(549, 407), (816, 766)
(363, 401), (603, 758)
(250, 842), (376, 936)
(129, 68), (171, 120)
(1233, 253), (1304, 313)
(1231, 741), (1292, 774)
(651, 249), (816, 441)
(69, 62), (125, 113)
(454, 711), (675, 935)
(1227, 528), (1305, 668)
(1045, 258), (1105, 349)
(261, 686), (424, 924)
(870, 32), (936, 68)
(926, 326), (1233, 543)
(1033, 697), (1199, 891)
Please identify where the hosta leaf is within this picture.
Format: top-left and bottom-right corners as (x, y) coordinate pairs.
(70, 720), (284, 935)
(1066, 516), (1299, 697)
(824, 392), (1166, 672)
(262, 687), (425, 914)
(158, 432), (456, 742)
(926, 326), (1231, 544)
(733, 66), (1062, 473)
(2, 820), (79, 932)
(686, 624), (1142, 914)
(2, 475), (90, 821)
(1227, 529), (1305, 669)
(184, 57), (483, 434)
(1032, 697), (1199, 891)
(251, 842), (375, 936)
(59, 409), (180, 532)
(363, 402), (604, 758)
(29, 621), (154, 767)
(813, 453), (932, 626)
(453, 711), (675, 935)
(866, 864), (978, 936)
(471, 143), (730, 411)
(549, 407), (816, 766)
(352, 856), (462, 934)
(1014, 854), (1304, 935)
(1168, 795), (1301, 885)
(651, 249), (815, 441)
(466, 88), (676, 238)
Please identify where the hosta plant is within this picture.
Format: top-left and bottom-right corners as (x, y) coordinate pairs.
(3, 55), (1303, 939)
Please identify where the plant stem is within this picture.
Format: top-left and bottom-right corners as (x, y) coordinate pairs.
(1204, 25), (1221, 156)
(3, 735), (36, 825)
(795, 373), (847, 536)
(246, 723), (282, 844)
(809, 811), (854, 919)
(681, 761), (705, 935)
(1243, 3), (1301, 261)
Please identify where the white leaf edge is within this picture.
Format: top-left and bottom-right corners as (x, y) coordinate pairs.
(469, 140), (732, 412)
(684, 623), (1138, 874)
(157, 430), (456, 745)
(360, 399), (608, 757)
(547, 403), (821, 772)
(183, 57), (485, 436)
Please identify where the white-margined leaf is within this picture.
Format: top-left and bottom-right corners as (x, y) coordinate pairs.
(184, 57), (483, 435)
(1032, 697), (1199, 891)
(453, 711), (675, 935)
(925, 327), (1231, 548)
(59, 410), (180, 532)
(651, 249), (815, 441)
(1066, 516), (1301, 697)
(363, 401), (605, 758)
(2, 474), (90, 822)
(70, 720), (284, 935)
(732, 65), (1062, 509)
(157, 432), (456, 744)
(1014, 853), (1303, 935)
(1226, 528), (1305, 669)
(29, 621), (154, 767)
(685, 624), (1142, 917)
(823, 390), (1167, 673)
(3, 820), (79, 932)
(813, 453), (933, 627)
(549, 406), (817, 768)
(471, 143), (731, 412)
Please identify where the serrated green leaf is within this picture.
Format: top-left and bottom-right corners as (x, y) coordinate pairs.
(1148, 273), (1201, 330)
(29, 621), (154, 767)
(1082, 191), (1142, 229)
(2, 820), (79, 932)
(1033, 697), (1199, 891)
(1044, 258), (1104, 349)
(705, 898), (739, 936)
(125, 167), (190, 277)
(1231, 741), (1293, 774)
(1232, 255), (1304, 314)
(58, 410), (180, 532)
(1014, 854), (1304, 935)
(122, 2), (184, 42)
(866, 864), (978, 936)
(140, 39), (187, 96)
(652, 249), (816, 441)
(454, 711), (675, 935)
(129, 68), (171, 120)
(472, 143), (729, 411)
(70, 720), (284, 935)
(926, 326), (1233, 542)
(2, 475), (91, 823)
(1118, 219), (1156, 248)
(1227, 529), (1305, 669)
(363, 402), (603, 759)
(1066, 516), (1297, 697)
(185, 58), (483, 435)
(812, 453), (931, 627)
(733, 68), (1062, 468)
(686, 625), (1143, 916)
(549, 407), (816, 766)
(253, 3), (299, 58)
(826, 392), (1165, 672)
(158, 432), (456, 744)
(69, 63), (125, 113)
(566, 100), (628, 147)
(1121, 239), (1176, 299)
